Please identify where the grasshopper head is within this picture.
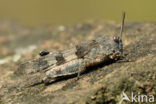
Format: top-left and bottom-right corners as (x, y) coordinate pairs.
(108, 35), (123, 59)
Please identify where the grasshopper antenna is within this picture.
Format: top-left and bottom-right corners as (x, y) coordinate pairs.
(120, 11), (126, 39)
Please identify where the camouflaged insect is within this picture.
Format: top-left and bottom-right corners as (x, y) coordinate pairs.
(19, 12), (125, 85)
(19, 36), (123, 84)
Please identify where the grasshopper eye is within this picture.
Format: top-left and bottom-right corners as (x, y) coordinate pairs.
(39, 50), (49, 56)
(113, 36), (120, 43)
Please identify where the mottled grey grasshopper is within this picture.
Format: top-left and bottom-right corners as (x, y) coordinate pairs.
(19, 12), (125, 85)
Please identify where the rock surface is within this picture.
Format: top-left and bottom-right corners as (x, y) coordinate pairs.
(0, 20), (155, 104)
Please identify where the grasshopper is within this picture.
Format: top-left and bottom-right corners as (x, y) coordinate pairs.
(19, 12), (125, 85)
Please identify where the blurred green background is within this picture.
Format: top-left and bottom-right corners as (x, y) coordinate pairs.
(0, 0), (155, 27)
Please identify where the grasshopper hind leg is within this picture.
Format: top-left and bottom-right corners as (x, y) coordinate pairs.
(43, 59), (86, 84)
(76, 60), (86, 80)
